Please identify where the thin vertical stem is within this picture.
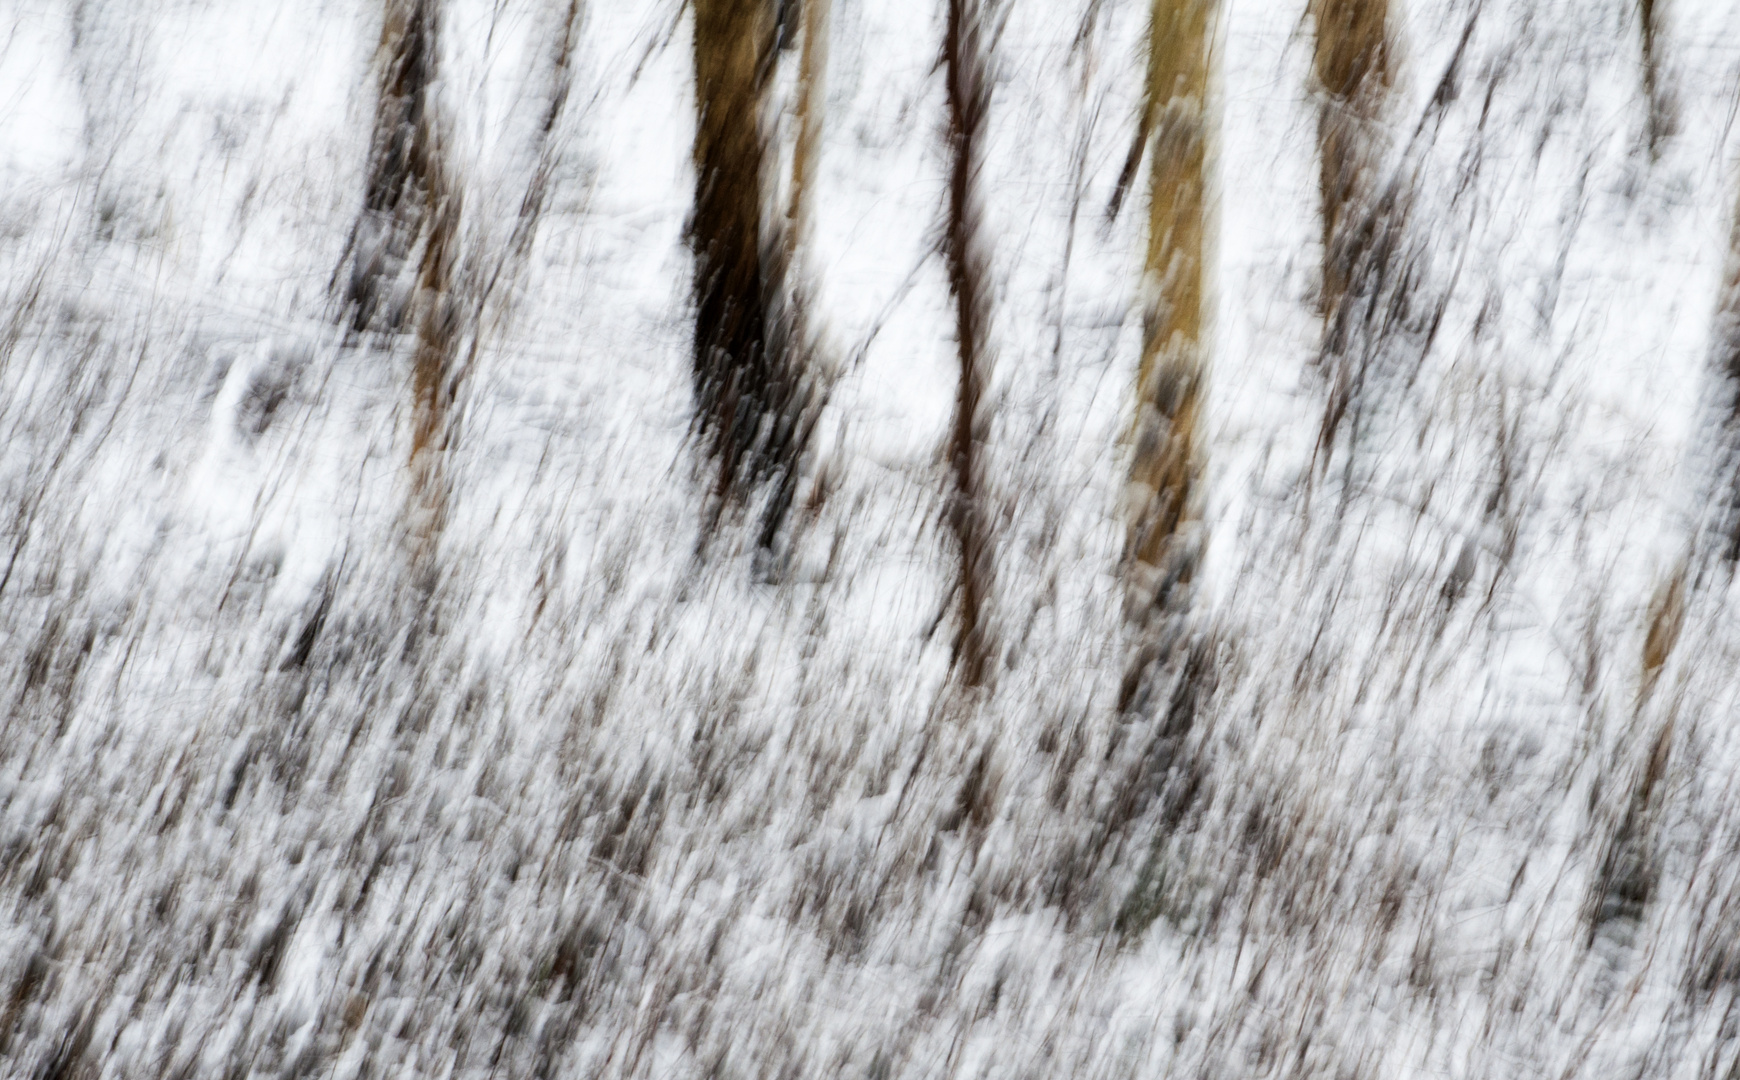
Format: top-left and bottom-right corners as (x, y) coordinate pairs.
(786, 0), (828, 264)
(945, 0), (995, 688)
(1639, 0), (1675, 156)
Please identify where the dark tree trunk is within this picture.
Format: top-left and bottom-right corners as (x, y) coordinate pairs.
(944, 0), (995, 688)
(691, 0), (809, 550)
(349, 0), (445, 336)
(1311, 0), (1391, 321)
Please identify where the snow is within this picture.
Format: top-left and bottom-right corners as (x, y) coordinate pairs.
(4, 0), (1740, 1076)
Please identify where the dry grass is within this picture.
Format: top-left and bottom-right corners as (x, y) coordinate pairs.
(6, 5), (1737, 1079)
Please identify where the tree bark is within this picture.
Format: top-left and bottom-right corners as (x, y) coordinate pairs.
(1126, 0), (1211, 630)
(349, 0), (445, 336)
(692, 0), (807, 549)
(350, 0), (462, 559)
(944, 0), (996, 688)
(1310, 0), (1391, 321)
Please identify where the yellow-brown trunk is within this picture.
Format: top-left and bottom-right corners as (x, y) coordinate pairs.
(1128, 0), (1210, 619)
(692, 0), (774, 492)
(362, 0), (459, 555)
(786, 0), (827, 263)
(1310, 0), (1390, 316)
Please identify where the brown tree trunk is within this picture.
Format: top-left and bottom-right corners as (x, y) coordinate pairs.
(407, 165), (460, 552)
(350, 0), (444, 335)
(692, 0), (807, 549)
(350, 0), (462, 558)
(1308, 0), (1392, 460)
(1126, 0), (1210, 632)
(944, 0), (995, 689)
(1310, 0), (1391, 321)
(1639, 0), (1675, 156)
(751, 0), (831, 553)
(786, 0), (827, 265)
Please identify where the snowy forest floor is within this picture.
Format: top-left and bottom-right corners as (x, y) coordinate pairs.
(6, 1), (1740, 1077)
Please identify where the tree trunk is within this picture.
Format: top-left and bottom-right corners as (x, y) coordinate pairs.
(692, 0), (807, 549)
(406, 159), (460, 553)
(1310, 0), (1390, 321)
(944, 0), (996, 689)
(756, 0), (829, 554)
(1638, 0), (1675, 156)
(1126, 0), (1211, 631)
(350, 0), (462, 559)
(786, 0), (827, 261)
(349, 0), (444, 336)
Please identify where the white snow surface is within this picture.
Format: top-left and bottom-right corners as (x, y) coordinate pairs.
(4, 0), (1740, 1077)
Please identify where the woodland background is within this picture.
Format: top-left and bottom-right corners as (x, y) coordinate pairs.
(4, 0), (1740, 1077)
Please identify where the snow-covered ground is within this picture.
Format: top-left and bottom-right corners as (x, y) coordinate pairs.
(4, 0), (1740, 1076)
